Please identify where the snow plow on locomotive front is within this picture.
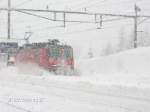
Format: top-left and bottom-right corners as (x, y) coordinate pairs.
(15, 39), (74, 75)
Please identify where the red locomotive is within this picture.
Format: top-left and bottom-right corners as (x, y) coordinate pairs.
(15, 39), (74, 74)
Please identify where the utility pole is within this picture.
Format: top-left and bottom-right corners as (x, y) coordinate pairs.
(8, 0), (11, 39)
(134, 4), (141, 48)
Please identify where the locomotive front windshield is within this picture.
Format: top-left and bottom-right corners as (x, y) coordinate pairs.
(48, 47), (60, 58)
(63, 48), (73, 59)
(48, 46), (73, 59)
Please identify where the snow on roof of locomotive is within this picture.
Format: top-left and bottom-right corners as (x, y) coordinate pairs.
(23, 39), (72, 49)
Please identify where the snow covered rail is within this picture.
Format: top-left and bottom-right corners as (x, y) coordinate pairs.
(31, 82), (147, 112)
(39, 81), (150, 103)
(5, 78), (147, 112)
(0, 100), (34, 112)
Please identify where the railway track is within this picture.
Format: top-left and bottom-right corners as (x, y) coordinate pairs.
(0, 68), (149, 112)
(0, 78), (149, 112)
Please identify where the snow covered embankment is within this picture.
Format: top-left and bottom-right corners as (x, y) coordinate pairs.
(77, 47), (150, 88)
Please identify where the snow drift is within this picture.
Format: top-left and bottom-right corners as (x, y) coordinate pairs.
(77, 47), (150, 75)
(76, 47), (150, 88)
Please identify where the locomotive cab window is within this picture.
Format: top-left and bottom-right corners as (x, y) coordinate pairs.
(64, 48), (73, 59)
(48, 47), (60, 58)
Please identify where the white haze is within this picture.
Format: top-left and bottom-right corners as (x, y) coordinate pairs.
(0, 0), (150, 58)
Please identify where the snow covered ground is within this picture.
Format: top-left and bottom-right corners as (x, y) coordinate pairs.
(0, 47), (150, 112)
(77, 47), (150, 88)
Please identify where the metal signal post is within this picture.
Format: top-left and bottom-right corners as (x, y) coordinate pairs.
(134, 4), (141, 48)
(134, 4), (138, 48)
(8, 0), (11, 39)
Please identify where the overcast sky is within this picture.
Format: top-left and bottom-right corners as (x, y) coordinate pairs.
(0, 0), (150, 58)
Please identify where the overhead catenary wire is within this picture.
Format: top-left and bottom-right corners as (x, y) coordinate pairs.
(14, 9), (135, 25)
(0, 10), (132, 33)
(16, 10), (54, 21)
(15, 10), (97, 24)
(33, 17), (131, 32)
(10, 8), (135, 18)
(0, 0), (150, 43)
(0, 7), (146, 18)
(8, 16), (130, 31)
(4, 13), (130, 32)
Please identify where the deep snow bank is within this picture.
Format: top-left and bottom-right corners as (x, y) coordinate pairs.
(76, 47), (150, 88)
(77, 47), (150, 75)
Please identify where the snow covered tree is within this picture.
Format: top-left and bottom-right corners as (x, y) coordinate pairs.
(101, 43), (114, 56)
(117, 27), (134, 52)
(117, 27), (126, 51)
